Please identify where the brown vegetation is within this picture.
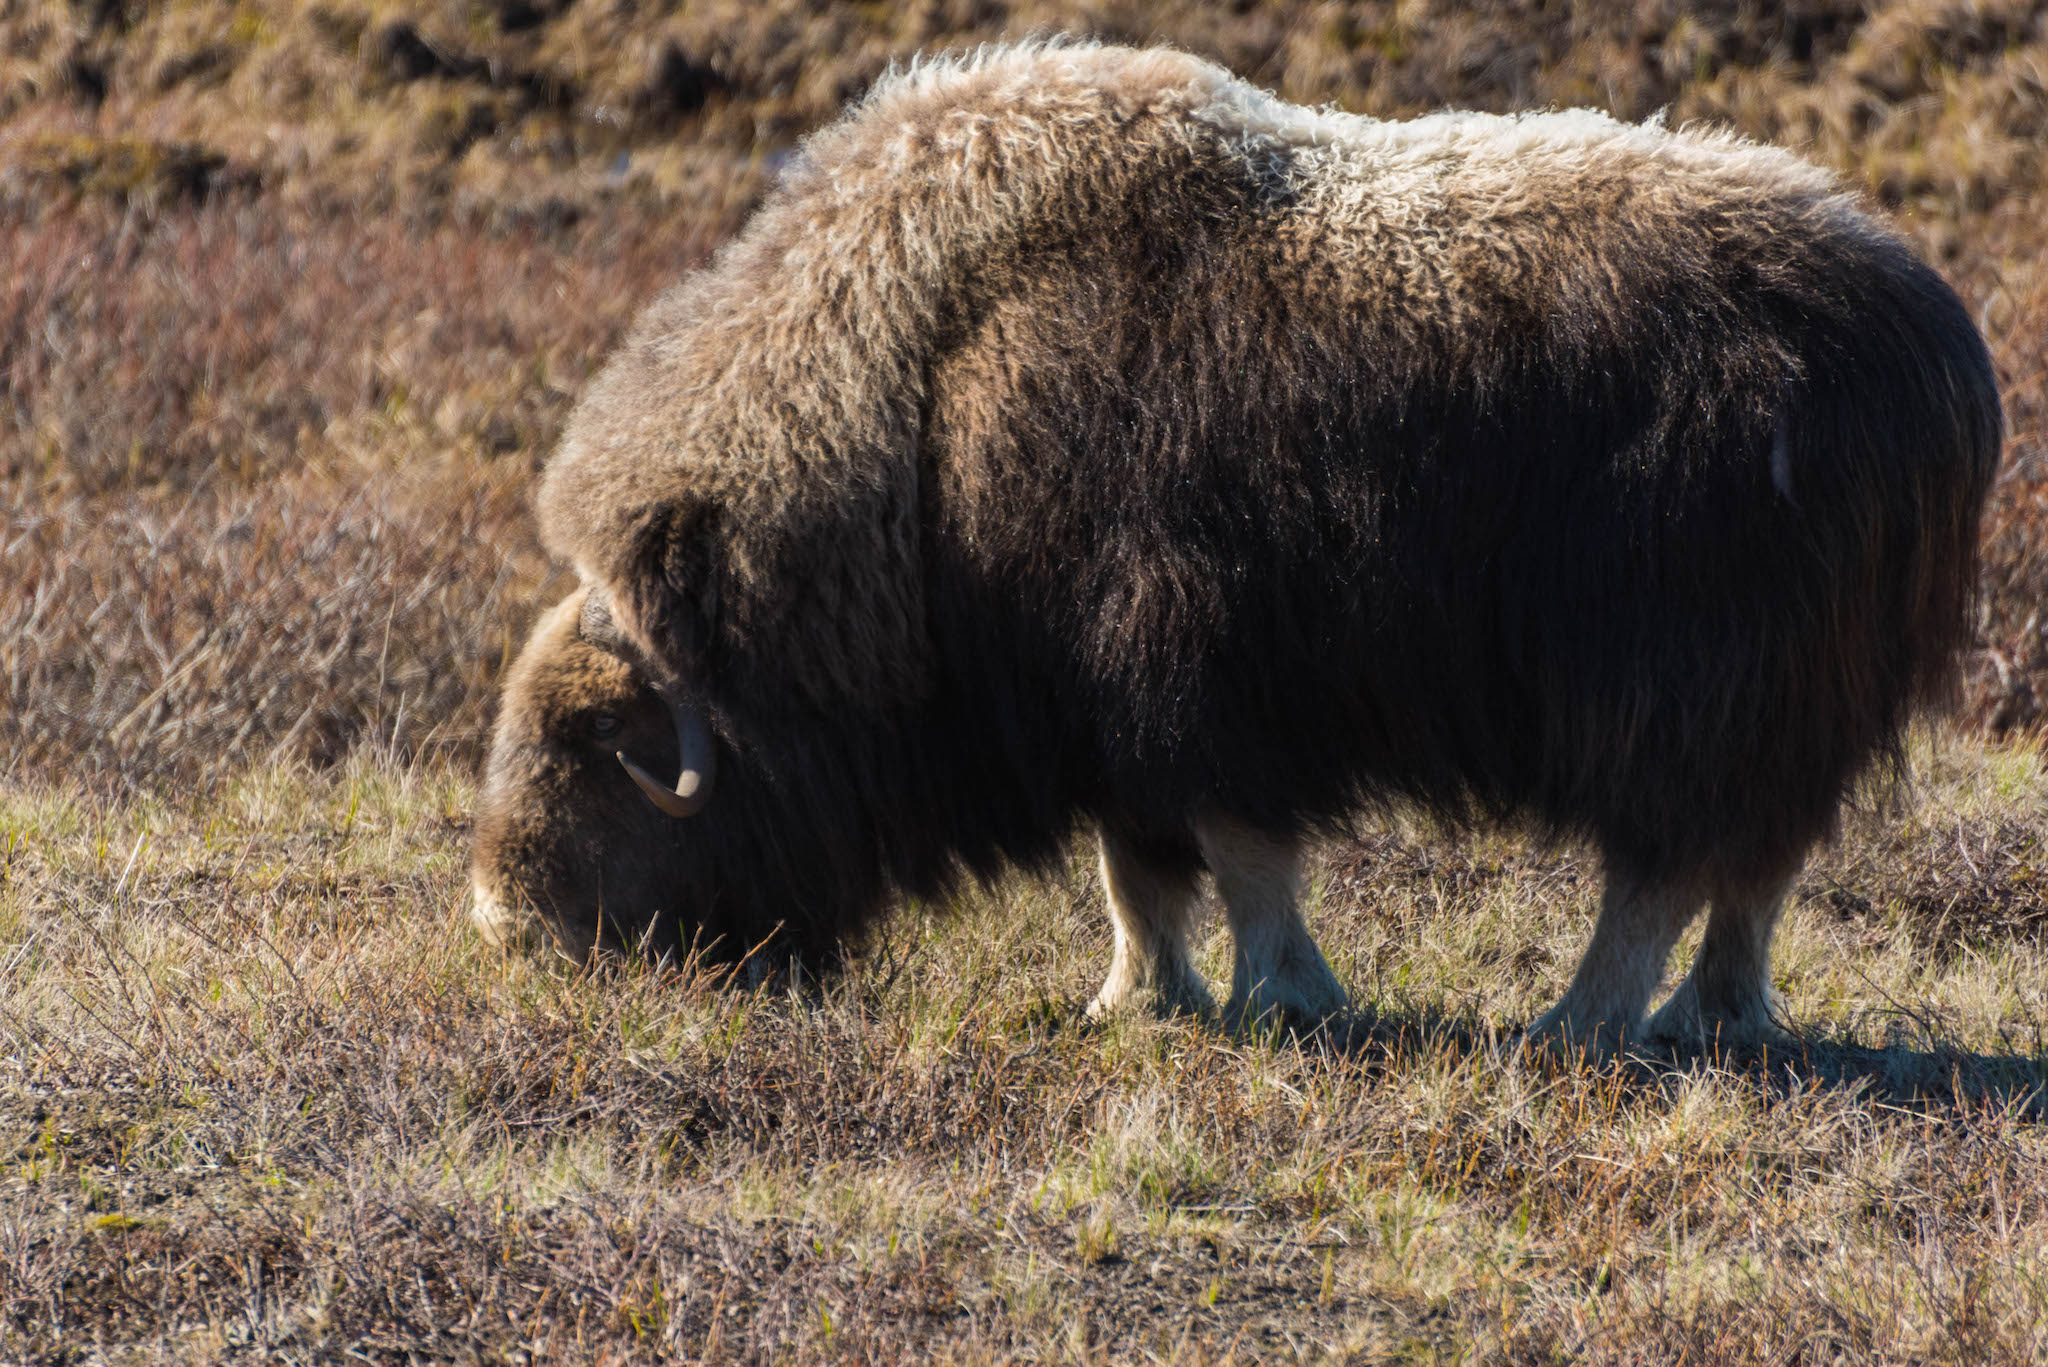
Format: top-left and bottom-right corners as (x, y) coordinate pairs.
(3, 0), (2048, 786)
(0, 198), (719, 784)
(5, 3), (2048, 1362)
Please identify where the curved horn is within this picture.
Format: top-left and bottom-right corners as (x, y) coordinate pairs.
(617, 701), (716, 818)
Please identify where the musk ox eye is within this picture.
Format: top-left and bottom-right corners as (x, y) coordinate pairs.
(589, 713), (623, 741)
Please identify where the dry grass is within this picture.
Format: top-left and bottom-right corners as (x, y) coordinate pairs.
(5, 2), (2048, 1361)
(3, 735), (2045, 1363)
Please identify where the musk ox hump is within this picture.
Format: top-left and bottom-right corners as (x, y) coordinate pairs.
(536, 41), (1272, 719)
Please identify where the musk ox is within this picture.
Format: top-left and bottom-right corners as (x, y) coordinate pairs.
(470, 42), (2000, 1052)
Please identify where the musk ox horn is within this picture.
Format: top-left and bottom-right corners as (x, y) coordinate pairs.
(617, 702), (716, 818)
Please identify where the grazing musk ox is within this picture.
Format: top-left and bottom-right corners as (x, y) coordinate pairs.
(470, 42), (1999, 1051)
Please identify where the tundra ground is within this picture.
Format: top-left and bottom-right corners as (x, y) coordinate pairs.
(4, 732), (2046, 1364)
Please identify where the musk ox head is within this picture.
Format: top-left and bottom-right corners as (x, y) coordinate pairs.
(467, 588), (691, 961)
(469, 586), (785, 969)
(471, 583), (890, 972)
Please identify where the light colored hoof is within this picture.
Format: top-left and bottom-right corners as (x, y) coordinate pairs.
(1645, 980), (1793, 1050)
(1522, 1004), (1637, 1062)
(1223, 968), (1350, 1034)
(1088, 973), (1216, 1022)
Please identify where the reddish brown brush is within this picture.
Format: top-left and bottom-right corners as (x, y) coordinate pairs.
(0, 199), (725, 789)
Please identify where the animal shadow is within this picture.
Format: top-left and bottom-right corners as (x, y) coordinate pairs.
(1282, 1004), (2048, 1119)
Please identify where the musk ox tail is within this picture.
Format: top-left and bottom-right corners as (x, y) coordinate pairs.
(1576, 223), (2001, 883)
(1896, 279), (2003, 714)
(1812, 227), (2000, 725)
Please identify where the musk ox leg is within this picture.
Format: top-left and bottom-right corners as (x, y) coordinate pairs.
(1089, 829), (1216, 1019)
(1646, 864), (1800, 1049)
(1527, 872), (1704, 1058)
(1196, 816), (1349, 1029)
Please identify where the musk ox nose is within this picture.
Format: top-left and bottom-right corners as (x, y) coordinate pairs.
(467, 876), (534, 947)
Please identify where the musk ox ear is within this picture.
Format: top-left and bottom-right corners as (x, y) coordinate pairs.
(620, 482), (931, 716)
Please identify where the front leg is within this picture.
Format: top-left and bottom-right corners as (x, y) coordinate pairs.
(1090, 828), (1216, 1018)
(1195, 814), (1349, 1028)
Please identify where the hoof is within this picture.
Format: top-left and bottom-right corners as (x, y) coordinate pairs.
(1088, 973), (1216, 1022)
(1522, 1004), (1637, 1063)
(1223, 973), (1350, 1036)
(1644, 981), (1794, 1051)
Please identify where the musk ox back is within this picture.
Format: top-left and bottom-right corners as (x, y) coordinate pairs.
(470, 42), (2000, 1053)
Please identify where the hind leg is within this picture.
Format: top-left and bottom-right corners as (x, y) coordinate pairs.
(1196, 814), (1349, 1027)
(1646, 861), (1801, 1048)
(1528, 868), (1704, 1057)
(1089, 828), (1215, 1018)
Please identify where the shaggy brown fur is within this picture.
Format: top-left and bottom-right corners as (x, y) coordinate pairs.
(477, 41), (2000, 1049)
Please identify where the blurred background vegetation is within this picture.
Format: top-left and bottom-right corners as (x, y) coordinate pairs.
(4, 0), (2046, 790)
